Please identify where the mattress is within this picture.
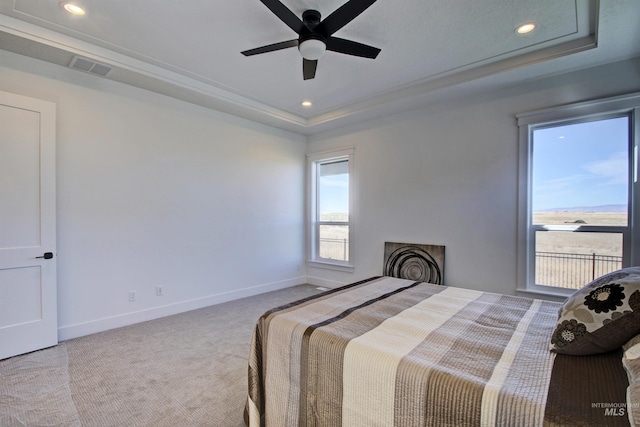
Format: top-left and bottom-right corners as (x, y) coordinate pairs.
(245, 276), (629, 426)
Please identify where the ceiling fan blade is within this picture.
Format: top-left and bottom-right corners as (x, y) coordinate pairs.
(326, 37), (380, 59)
(259, 0), (305, 34)
(303, 59), (317, 80)
(317, 0), (377, 36)
(241, 39), (298, 56)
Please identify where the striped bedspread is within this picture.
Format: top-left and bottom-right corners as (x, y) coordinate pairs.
(245, 276), (630, 426)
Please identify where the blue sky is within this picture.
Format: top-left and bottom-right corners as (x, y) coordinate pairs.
(319, 117), (630, 214)
(319, 174), (349, 214)
(532, 116), (629, 211)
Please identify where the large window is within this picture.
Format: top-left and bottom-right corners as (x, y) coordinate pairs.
(518, 94), (639, 295)
(307, 148), (353, 270)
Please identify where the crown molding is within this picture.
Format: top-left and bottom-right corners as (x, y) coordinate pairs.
(0, 3), (598, 135)
(0, 14), (311, 129)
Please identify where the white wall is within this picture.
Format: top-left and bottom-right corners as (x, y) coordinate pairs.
(307, 57), (640, 297)
(3, 47), (639, 340)
(0, 51), (307, 340)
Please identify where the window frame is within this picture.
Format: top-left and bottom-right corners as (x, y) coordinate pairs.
(517, 93), (640, 297)
(307, 148), (355, 272)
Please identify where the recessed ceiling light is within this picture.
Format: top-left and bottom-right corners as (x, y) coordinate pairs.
(301, 101), (312, 107)
(61, 2), (86, 16)
(516, 23), (536, 34)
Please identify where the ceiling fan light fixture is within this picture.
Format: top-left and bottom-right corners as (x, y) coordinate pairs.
(299, 38), (326, 60)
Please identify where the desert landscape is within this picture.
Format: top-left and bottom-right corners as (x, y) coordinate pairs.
(318, 212), (350, 261)
(533, 211), (625, 289)
(317, 210), (626, 289)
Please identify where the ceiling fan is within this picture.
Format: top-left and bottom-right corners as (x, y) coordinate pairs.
(242, 0), (381, 80)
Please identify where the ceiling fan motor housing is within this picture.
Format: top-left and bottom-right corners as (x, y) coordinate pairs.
(302, 10), (322, 30)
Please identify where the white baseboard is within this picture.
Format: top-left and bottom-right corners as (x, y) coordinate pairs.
(57, 276), (307, 341)
(305, 275), (348, 289)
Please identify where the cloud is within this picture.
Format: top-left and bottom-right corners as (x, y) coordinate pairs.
(532, 174), (589, 210)
(534, 173), (589, 193)
(582, 151), (628, 185)
(320, 175), (348, 188)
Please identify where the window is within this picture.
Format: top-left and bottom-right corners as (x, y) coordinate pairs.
(517, 94), (640, 295)
(307, 148), (354, 270)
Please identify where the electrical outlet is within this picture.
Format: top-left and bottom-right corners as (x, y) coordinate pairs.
(156, 286), (163, 297)
(129, 291), (136, 302)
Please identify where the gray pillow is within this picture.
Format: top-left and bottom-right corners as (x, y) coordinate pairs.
(550, 267), (640, 355)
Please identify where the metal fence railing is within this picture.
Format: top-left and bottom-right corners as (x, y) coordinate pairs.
(316, 244), (622, 288)
(319, 238), (349, 261)
(535, 251), (623, 289)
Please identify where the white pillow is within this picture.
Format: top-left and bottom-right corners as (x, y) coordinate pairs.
(623, 334), (640, 426)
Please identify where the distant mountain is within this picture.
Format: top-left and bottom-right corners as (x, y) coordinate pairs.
(538, 204), (627, 213)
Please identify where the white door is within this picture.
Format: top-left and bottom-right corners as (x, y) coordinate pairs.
(0, 91), (57, 360)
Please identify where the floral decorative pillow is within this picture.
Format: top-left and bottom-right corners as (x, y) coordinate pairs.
(550, 267), (640, 355)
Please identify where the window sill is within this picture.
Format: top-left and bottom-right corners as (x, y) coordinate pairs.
(516, 287), (571, 302)
(307, 260), (354, 273)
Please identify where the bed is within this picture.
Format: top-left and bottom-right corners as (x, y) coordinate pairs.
(245, 274), (640, 426)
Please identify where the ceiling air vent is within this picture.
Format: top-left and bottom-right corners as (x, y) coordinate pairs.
(69, 56), (112, 77)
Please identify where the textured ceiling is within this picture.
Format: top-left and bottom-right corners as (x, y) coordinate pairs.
(0, 0), (638, 134)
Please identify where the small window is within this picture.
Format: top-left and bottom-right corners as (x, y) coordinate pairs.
(307, 148), (354, 270)
(518, 94), (639, 295)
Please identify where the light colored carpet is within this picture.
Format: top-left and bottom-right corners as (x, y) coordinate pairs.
(0, 344), (80, 426)
(0, 284), (322, 426)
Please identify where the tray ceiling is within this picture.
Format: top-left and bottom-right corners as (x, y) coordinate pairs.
(0, 0), (638, 134)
